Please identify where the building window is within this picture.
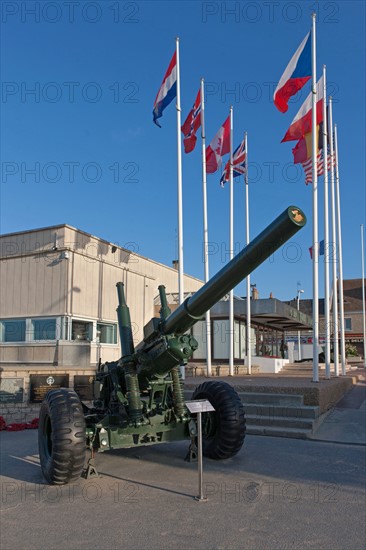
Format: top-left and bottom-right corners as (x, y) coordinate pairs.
(0, 319), (26, 342)
(32, 319), (56, 341)
(97, 323), (117, 344)
(345, 318), (352, 331)
(192, 320), (208, 360)
(213, 320), (230, 360)
(72, 320), (93, 341)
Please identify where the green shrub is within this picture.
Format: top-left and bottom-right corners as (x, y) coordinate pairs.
(345, 344), (358, 357)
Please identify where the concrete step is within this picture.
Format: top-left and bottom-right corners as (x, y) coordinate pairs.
(185, 389), (304, 407)
(280, 366), (314, 373)
(184, 388), (320, 439)
(245, 414), (314, 430)
(246, 425), (311, 439)
(185, 365), (261, 376)
(238, 392), (304, 406)
(243, 403), (320, 419)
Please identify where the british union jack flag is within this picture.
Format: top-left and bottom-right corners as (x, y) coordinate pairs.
(220, 138), (246, 187)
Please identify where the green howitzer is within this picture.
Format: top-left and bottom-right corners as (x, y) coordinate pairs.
(38, 206), (306, 484)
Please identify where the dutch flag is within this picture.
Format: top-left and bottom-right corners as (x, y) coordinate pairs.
(153, 52), (177, 127)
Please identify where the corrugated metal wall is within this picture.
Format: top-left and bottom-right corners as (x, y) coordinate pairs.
(0, 225), (203, 344)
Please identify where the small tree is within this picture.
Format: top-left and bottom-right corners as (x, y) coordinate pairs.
(345, 343), (358, 357)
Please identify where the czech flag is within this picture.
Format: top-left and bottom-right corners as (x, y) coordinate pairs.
(153, 52), (177, 127)
(206, 116), (230, 174)
(274, 32), (311, 114)
(181, 88), (201, 153)
(282, 75), (324, 142)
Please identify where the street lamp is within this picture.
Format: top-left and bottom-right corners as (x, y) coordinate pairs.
(297, 289), (304, 360)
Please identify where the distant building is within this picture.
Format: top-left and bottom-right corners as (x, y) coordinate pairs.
(286, 278), (366, 357)
(157, 291), (312, 366)
(340, 279), (365, 356)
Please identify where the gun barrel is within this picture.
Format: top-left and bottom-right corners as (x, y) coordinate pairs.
(163, 206), (306, 335)
(116, 282), (135, 356)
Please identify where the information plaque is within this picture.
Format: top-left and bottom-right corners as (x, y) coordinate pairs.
(185, 399), (215, 414)
(185, 399), (215, 502)
(0, 378), (24, 404)
(74, 375), (95, 401)
(30, 374), (69, 403)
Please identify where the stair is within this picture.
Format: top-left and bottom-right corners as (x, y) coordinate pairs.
(185, 364), (261, 377)
(184, 389), (321, 439)
(280, 362), (358, 376)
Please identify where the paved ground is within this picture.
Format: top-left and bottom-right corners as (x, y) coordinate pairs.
(310, 377), (366, 445)
(1, 404), (365, 550)
(1, 375), (365, 550)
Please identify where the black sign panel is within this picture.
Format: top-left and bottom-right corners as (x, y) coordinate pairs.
(0, 378), (24, 403)
(29, 374), (69, 403)
(74, 375), (95, 401)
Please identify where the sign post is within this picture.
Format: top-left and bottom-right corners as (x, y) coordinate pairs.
(185, 399), (215, 502)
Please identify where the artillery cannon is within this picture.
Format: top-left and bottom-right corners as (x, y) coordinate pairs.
(38, 206), (306, 484)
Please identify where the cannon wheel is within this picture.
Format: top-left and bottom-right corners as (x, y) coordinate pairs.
(192, 381), (246, 460)
(38, 388), (86, 485)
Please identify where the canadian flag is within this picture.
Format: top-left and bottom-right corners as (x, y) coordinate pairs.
(205, 116), (230, 174)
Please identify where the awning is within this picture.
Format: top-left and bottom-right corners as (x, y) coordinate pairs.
(210, 298), (312, 332)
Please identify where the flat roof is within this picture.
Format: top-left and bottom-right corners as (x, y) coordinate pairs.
(160, 295), (313, 332)
(210, 298), (312, 331)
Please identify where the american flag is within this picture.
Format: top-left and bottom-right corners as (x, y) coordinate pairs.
(301, 145), (335, 185)
(220, 138), (246, 187)
(300, 117), (336, 185)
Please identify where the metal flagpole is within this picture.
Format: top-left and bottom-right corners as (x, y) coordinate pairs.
(361, 224), (366, 368)
(200, 78), (212, 377)
(311, 13), (319, 382)
(334, 124), (346, 375)
(175, 37), (184, 306)
(328, 97), (339, 376)
(175, 37), (185, 379)
(322, 66), (331, 378)
(229, 106), (234, 376)
(244, 132), (251, 375)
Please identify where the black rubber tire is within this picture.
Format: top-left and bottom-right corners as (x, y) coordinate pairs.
(38, 388), (86, 485)
(192, 381), (246, 460)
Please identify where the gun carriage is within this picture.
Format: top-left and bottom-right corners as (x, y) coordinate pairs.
(38, 206), (306, 484)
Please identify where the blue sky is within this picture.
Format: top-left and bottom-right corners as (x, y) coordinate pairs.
(1, 0), (365, 301)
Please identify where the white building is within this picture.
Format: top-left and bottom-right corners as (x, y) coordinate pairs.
(0, 224), (202, 418)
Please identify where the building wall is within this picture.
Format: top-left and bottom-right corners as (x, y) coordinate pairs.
(0, 225), (203, 345)
(0, 225), (203, 416)
(0, 250), (67, 318)
(343, 312), (364, 335)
